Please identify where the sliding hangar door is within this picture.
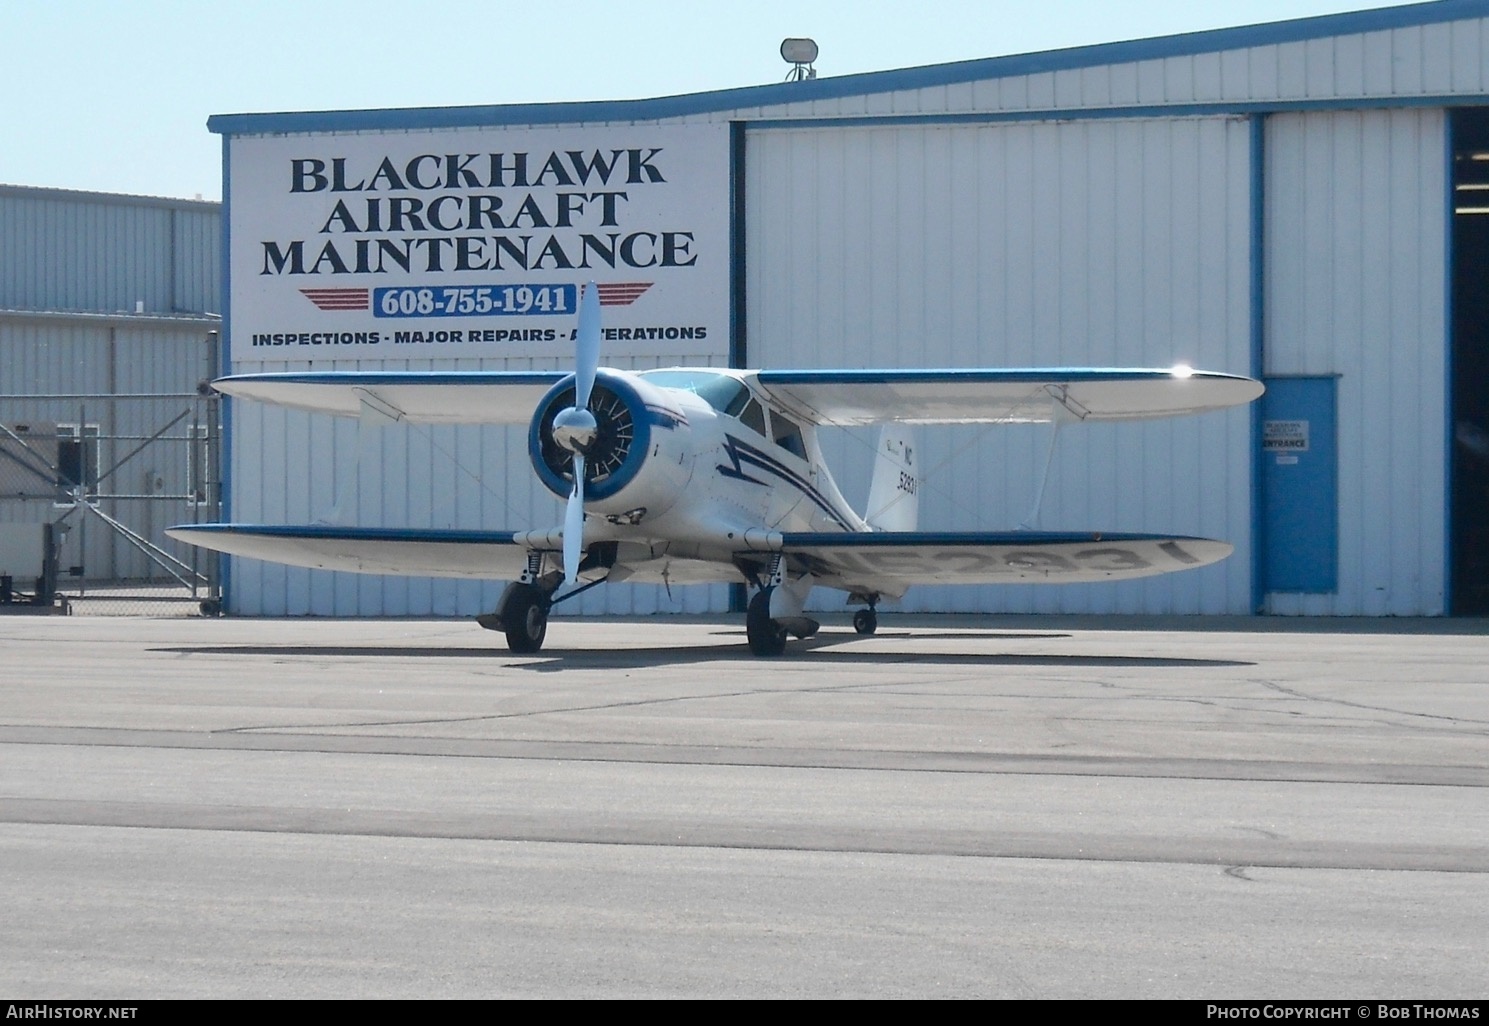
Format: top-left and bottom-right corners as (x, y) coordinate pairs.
(1263, 109), (1448, 617)
(746, 116), (1256, 614)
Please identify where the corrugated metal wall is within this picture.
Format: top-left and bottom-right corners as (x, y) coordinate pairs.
(0, 315), (216, 392)
(0, 315), (219, 580)
(0, 186), (220, 315)
(1263, 108), (1449, 615)
(745, 117), (1257, 614)
(0, 186), (222, 585)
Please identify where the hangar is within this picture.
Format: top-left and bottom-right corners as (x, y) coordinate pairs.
(208, 0), (1489, 619)
(0, 185), (221, 609)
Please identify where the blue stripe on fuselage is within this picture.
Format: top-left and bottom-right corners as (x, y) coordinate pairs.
(716, 433), (856, 532)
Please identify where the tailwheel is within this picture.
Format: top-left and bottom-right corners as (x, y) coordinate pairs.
(746, 587), (788, 657)
(503, 583), (550, 654)
(853, 607), (878, 635)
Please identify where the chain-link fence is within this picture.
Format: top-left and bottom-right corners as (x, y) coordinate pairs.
(0, 392), (222, 616)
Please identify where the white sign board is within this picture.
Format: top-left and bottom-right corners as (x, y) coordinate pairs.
(227, 123), (731, 364)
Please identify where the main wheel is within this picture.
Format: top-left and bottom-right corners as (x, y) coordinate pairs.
(746, 588), (788, 657)
(853, 608), (878, 635)
(503, 584), (549, 654)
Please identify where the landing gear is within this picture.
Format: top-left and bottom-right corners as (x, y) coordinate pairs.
(476, 581), (552, 653)
(853, 607), (878, 635)
(746, 587), (788, 657)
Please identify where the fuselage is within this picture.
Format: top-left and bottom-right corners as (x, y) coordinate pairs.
(521, 367), (867, 583)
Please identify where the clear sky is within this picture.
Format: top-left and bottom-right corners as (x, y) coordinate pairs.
(1, 0), (1424, 202)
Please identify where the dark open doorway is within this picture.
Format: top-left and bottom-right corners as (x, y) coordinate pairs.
(1452, 108), (1489, 614)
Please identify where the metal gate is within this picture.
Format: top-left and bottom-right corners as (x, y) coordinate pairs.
(0, 391), (222, 615)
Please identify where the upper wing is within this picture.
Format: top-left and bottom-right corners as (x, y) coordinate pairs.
(752, 368), (1262, 426)
(212, 371), (566, 424)
(167, 524), (531, 578)
(770, 531), (1233, 596)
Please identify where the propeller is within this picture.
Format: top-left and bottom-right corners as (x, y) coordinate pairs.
(552, 282), (602, 585)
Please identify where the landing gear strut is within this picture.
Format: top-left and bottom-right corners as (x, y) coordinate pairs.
(478, 554), (557, 654)
(746, 587), (788, 657)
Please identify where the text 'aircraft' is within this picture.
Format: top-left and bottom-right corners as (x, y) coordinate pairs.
(169, 284), (1263, 656)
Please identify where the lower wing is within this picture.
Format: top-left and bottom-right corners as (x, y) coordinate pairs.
(166, 523), (743, 586)
(169, 524), (1230, 594)
(772, 531), (1232, 596)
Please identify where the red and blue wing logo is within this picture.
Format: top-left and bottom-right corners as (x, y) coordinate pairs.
(299, 288), (370, 311)
(594, 282), (652, 306)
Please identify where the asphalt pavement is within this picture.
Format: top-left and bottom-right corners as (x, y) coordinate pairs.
(1, 614), (1485, 998)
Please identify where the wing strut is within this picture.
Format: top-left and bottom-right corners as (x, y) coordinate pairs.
(318, 392), (403, 526)
(1019, 394), (1075, 529)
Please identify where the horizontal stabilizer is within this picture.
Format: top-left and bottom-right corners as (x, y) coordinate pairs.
(754, 368), (1262, 426)
(167, 524), (531, 579)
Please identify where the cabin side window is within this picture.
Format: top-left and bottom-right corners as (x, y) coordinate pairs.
(739, 398), (767, 437)
(772, 412), (807, 460)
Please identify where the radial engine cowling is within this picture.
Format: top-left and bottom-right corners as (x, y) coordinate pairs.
(528, 369), (692, 521)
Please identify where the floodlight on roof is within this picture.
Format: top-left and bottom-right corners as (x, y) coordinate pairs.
(781, 38), (818, 82)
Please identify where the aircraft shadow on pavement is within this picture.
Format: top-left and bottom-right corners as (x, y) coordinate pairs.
(155, 631), (1254, 672)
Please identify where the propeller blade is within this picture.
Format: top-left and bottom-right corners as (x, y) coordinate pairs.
(575, 281), (601, 409)
(563, 454), (585, 585)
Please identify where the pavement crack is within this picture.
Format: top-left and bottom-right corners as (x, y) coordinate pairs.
(1254, 679), (1489, 730)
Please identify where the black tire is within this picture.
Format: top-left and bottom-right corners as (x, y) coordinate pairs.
(746, 588), (788, 657)
(853, 608), (877, 635)
(503, 584), (549, 654)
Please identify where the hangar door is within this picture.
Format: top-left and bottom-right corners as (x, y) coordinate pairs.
(1263, 108), (1448, 616)
(1260, 376), (1338, 594)
(745, 117), (1256, 615)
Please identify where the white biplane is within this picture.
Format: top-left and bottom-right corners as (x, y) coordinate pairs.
(169, 285), (1262, 656)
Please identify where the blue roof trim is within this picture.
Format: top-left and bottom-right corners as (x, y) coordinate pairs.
(208, 2), (1489, 136)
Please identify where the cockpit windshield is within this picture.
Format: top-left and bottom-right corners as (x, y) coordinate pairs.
(639, 370), (751, 417)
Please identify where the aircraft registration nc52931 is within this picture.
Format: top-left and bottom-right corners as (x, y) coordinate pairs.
(169, 284), (1263, 656)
